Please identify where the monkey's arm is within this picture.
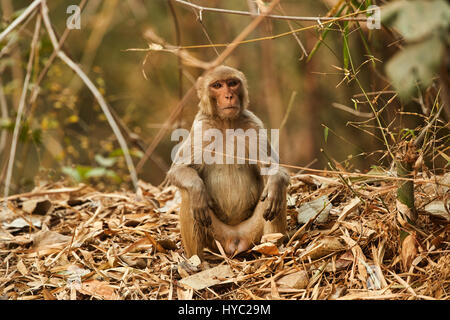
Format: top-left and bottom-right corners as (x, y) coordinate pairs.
(167, 165), (214, 226)
(259, 136), (290, 221)
(260, 167), (290, 221)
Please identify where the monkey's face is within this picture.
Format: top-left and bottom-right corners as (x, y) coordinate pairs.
(209, 78), (242, 119)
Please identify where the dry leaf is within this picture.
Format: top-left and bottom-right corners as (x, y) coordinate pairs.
(17, 259), (28, 276)
(252, 242), (280, 256)
(31, 230), (70, 252)
(297, 195), (332, 224)
(424, 200), (450, 220)
(337, 197), (362, 221)
(179, 265), (234, 290)
(301, 236), (346, 260)
(177, 287), (193, 300)
(22, 199), (52, 215)
(401, 232), (418, 271)
(261, 233), (284, 244)
(3, 216), (42, 230)
(78, 280), (119, 300)
(42, 289), (57, 300)
(277, 270), (309, 289)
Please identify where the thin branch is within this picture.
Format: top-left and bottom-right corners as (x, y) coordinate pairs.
(28, 0), (88, 106)
(332, 102), (374, 118)
(40, 0), (139, 191)
(209, 0), (281, 68)
(277, 3), (308, 59)
(131, 9), (370, 52)
(0, 9), (38, 59)
(414, 94), (444, 148)
(136, 0), (281, 172)
(168, 0), (184, 100)
(3, 14), (41, 202)
(187, 0), (220, 57)
(0, 0), (42, 43)
(0, 77), (8, 153)
(174, 0), (368, 22)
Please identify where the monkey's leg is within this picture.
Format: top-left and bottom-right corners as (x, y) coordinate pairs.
(207, 200), (266, 256)
(209, 195), (287, 256)
(179, 190), (210, 259)
(263, 199), (287, 235)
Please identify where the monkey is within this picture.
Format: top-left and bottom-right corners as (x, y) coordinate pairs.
(167, 65), (289, 259)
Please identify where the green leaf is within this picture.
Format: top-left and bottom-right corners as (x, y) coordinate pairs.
(307, 4), (345, 62)
(85, 167), (107, 178)
(324, 126), (329, 143)
(62, 167), (82, 182)
(95, 154), (117, 167)
(342, 21), (350, 70)
(385, 36), (444, 100)
(382, 0), (450, 42)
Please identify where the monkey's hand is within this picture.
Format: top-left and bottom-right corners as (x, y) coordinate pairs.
(190, 185), (215, 227)
(260, 182), (285, 221)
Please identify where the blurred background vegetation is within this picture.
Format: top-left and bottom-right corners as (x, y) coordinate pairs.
(0, 0), (448, 193)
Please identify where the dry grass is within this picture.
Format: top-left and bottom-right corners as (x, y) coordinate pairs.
(0, 171), (448, 300)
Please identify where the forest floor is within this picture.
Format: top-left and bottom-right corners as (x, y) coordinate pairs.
(0, 171), (449, 300)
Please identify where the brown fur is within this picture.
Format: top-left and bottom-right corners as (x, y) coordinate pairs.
(167, 65), (289, 259)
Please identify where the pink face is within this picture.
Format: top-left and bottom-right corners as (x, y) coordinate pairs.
(209, 78), (242, 118)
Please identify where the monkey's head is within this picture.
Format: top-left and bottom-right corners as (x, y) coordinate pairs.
(196, 65), (249, 120)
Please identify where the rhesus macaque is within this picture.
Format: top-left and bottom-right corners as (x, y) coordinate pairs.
(167, 65), (289, 259)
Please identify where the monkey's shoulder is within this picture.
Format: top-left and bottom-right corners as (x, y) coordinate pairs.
(240, 110), (264, 129)
(192, 110), (264, 131)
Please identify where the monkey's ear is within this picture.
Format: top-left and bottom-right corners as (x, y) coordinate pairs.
(196, 76), (205, 99)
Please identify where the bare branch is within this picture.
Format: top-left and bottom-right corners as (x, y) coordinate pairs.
(40, 0), (139, 191)
(332, 102), (374, 118)
(3, 15), (41, 201)
(0, 78), (8, 153)
(174, 0), (367, 22)
(136, 0), (281, 171)
(0, 0), (42, 43)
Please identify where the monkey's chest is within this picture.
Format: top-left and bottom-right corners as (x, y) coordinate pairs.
(201, 165), (263, 225)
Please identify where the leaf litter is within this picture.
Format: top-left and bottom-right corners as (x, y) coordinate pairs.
(0, 172), (449, 300)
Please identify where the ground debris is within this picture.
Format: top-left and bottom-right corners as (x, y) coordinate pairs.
(0, 173), (448, 300)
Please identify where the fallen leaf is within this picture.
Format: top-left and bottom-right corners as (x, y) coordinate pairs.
(144, 232), (167, 253)
(401, 232), (418, 271)
(277, 270), (309, 289)
(252, 242), (279, 256)
(31, 230), (70, 252)
(22, 199), (52, 215)
(424, 200), (450, 220)
(337, 197), (362, 221)
(177, 287), (193, 300)
(179, 265), (234, 291)
(261, 233), (284, 244)
(42, 289), (57, 300)
(17, 259), (28, 276)
(158, 239), (178, 251)
(78, 280), (119, 300)
(297, 195), (332, 224)
(300, 236), (347, 261)
(3, 216), (42, 230)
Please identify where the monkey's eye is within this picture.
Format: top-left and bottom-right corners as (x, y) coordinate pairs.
(227, 79), (239, 87)
(211, 82), (222, 89)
